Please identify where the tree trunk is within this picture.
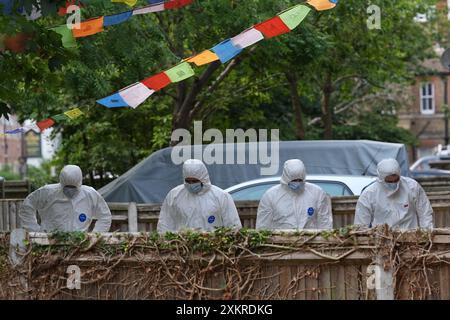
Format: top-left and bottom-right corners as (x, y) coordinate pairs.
(285, 72), (305, 140)
(171, 61), (222, 135)
(322, 73), (333, 139)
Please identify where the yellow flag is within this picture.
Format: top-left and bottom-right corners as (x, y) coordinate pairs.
(64, 108), (84, 119)
(307, 0), (337, 11)
(111, 0), (138, 7)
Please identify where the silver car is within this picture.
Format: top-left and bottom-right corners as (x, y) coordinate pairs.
(225, 175), (377, 201)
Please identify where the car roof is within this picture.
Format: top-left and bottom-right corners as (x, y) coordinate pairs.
(225, 174), (377, 195)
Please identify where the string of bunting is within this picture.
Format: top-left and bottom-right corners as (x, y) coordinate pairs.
(51, 0), (194, 48)
(1, 0), (193, 51)
(0, 108), (84, 136)
(96, 0), (338, 109)
(0, 0), (337, 135)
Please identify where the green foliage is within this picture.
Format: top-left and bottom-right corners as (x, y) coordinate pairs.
(49, 230), (87, 246)
(0, 164), (20, 180)
(1, 0), (438, 177)
(26, 161), (59, 190)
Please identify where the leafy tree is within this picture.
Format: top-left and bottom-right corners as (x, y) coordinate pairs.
(0, 0), (438, 183)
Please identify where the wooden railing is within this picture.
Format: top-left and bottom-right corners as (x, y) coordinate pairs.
(1, 229), (450, 300)
(0, 180), (31, 199)
(2, 192), (450, 232)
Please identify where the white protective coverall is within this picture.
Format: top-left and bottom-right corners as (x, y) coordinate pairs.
(256, 159), (333, 230)
(354, 159), (433, 229)
(157, 159), (242, 233)
(19, 165), (112, 232)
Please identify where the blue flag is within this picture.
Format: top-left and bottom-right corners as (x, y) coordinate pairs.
(103, 11), (133, 27)
(96, 93), (128, 108)
(211, 39), (243, 63)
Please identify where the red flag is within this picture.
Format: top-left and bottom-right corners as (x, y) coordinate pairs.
(254, 16), (290, 39)
(36, 119), (55, 131)
(164, 0), (194, 10)
(4, 33), (31, 53)
(142, 72), (172, 91)
(58, 0), (85, 16)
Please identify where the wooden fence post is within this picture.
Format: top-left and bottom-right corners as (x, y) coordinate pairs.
(374, 254), (394, 300)
(0, 178), (4, 199)
(127, 202), (138, 232)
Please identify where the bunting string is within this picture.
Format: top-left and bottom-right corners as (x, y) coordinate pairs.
(50, 0), (194, 48)
(1, 0), (338, 135)
(96, 0), (338, 109)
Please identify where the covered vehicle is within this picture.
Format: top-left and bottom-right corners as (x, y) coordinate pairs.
(99, 140), (409, 203)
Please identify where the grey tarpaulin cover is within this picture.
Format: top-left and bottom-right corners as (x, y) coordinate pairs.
(99, 140), (409, 203)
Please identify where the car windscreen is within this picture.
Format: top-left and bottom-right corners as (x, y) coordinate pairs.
(230, 180), (353, 201)
(231, 182), (277, 201)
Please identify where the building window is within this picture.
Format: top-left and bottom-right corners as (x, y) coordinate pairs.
(420, 82), (435, 115)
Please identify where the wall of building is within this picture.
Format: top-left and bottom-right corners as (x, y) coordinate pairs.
(398, 70), (450, 161)
(1, 117), (60, 177)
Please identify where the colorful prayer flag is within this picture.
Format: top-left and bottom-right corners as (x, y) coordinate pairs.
(23, 123), (40, 132)
(72, 17), (104, 38)
(306, 0), (337, 11)
(117, 82), (155, 108)
(278, 5), (311, 30)
(254, 16), (290, 39)
(3, 33), (30, 53)
(164, 62), (195, 82)
(112, 0), (138, 7)
(51, 114), (69, 121)
(5, 128), (24, 134)
(132, 3), (165, 15)
(36, 119), (55, 131)
(211, 39), (243, 63)
(0, 0), (12, 15)
(142, 72), (172, 91)
(97, 92), (128, 108)
(231, 27), (264, 49)
(164, 0), (193, 10)
(64, 108), (84, 119)
(51, 25), (77, 48)
(185, 50), (219, 66)
(104, 11), (133, 27)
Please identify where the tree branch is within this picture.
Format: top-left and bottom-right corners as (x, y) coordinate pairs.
(189, 46), (258, 119)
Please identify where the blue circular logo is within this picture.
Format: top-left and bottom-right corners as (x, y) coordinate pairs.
(208, 215), (215, 224)
(307, 207), (315, 216)
(79, 213), (87, 222)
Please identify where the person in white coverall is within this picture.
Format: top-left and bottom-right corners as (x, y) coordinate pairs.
(256, 159), (333, 230)
(157, 159), (242, 233)
(19, 165), (112, 232)
(354, 158), (433, 229)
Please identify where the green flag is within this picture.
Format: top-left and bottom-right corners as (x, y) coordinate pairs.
(50, 25), (77, 48)
(164, 62), (195, 83)
(278, 5), (311, 30)
(51, 113), (69, 121)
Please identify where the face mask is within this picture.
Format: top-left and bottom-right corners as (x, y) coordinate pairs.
(186, 182), (203, 194)
(288, 181), (304, 192)
(384, 182), (399, 192)
(63, 186), (79, 198)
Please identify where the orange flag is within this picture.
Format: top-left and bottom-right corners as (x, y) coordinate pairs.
(185, 50), (219, 66)
(72, 17), (104, 38)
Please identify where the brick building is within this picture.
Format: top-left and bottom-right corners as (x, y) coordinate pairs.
(397, 0), (450, 161)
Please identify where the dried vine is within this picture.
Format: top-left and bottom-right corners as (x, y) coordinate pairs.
(0, 226), (448, 300)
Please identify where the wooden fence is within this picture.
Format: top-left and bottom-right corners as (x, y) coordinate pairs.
(1, 192), (450, 232)
(1, 229), (449, 300)
(0, 180), (31, 199)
